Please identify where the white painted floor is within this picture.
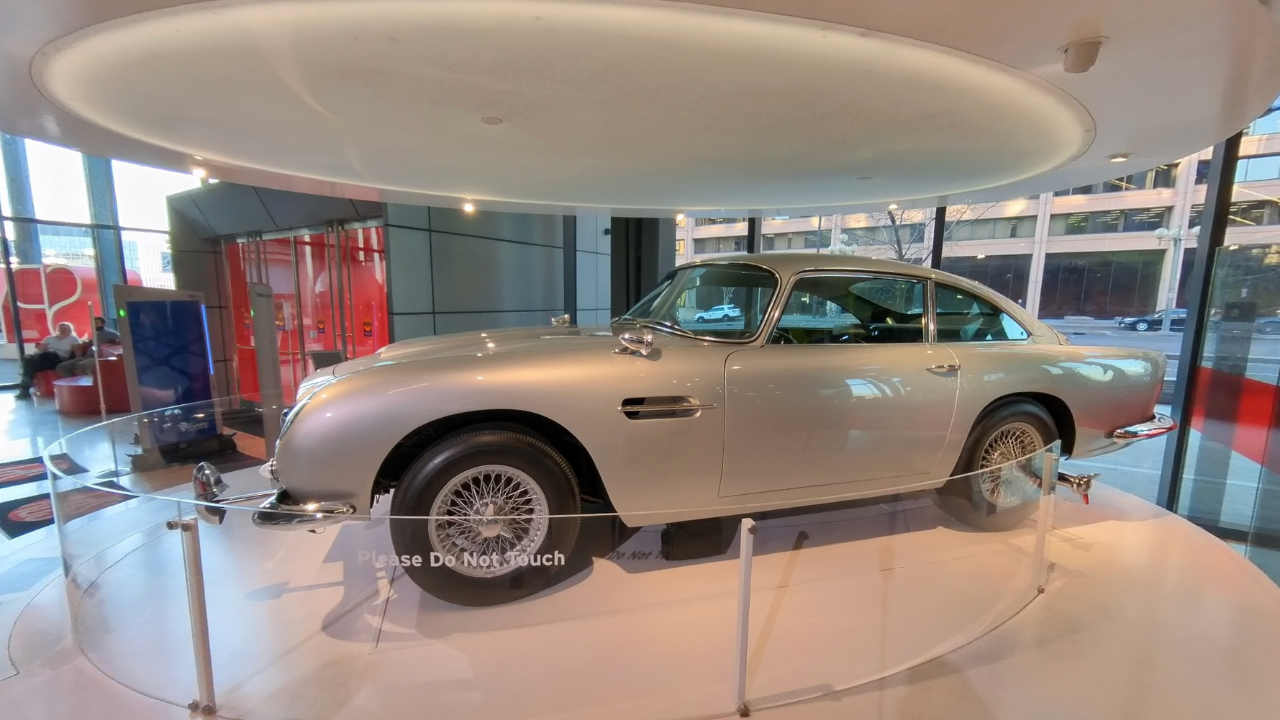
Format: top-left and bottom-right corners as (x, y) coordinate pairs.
(1, 480), (1279, 719)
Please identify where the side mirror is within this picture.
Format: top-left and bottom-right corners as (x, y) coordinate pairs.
(615, 328), (654, 356)
(551, 314), (572, 327)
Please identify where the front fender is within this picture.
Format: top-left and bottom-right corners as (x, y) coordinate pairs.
(272, 343), (731, 517)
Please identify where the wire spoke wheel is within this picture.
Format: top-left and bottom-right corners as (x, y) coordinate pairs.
(428, 465), (549, 578)
(976, 422), (1043, 508)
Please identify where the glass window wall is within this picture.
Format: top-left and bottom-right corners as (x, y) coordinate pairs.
(0, 131), (198, 382)
(112, 159), (201, 231)
(1048, 207), (1172, 235)
(22, 139), (90, 224)
(694, 236), (746, 254)
(1037, 250), (1165, 318)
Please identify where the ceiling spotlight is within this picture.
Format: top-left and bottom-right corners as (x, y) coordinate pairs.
(481, 117), (504, 126)
(675, 212), (685, 222)
(462, 202), (476, 214)
(192, 155), (204, 161)
(888, 203), (899, 210)
(1107, 153), (1131, 163)
(976, 254), (987, 259)
(190, 165), (207, 179)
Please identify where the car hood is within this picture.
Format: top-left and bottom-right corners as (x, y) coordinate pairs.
(331, 326), (631, 375)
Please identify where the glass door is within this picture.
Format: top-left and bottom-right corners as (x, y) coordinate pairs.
(225, 220), (388, 404)
(340, 223), (389, 359)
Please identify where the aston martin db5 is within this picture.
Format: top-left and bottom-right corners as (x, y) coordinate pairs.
(251, 254), (1174, 605)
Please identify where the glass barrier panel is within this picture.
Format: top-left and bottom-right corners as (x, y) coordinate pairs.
(47, 396), (1057, 718)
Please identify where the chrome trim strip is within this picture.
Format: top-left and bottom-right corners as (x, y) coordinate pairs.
(1110, 413), (1177, 441)
(926, 278), (937, 344)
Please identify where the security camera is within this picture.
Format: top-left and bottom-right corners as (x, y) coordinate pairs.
(1061, 37), (1107, 74)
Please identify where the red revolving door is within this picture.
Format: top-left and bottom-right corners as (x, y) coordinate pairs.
(226, 221), (388, 403)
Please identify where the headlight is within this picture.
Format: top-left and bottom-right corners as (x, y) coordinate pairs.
(278, 373), (339, 443)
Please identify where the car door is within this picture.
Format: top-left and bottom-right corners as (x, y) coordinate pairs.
(719, 272), (960, 498)
(933, 280), (1035, 432)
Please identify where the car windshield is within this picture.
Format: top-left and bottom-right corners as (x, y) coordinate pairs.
(617, 263), (778, 340)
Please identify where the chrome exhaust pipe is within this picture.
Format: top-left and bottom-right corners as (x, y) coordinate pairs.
(1056, 471), (1099, 504)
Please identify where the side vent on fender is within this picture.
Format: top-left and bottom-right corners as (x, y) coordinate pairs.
(618, 396), (716, 420)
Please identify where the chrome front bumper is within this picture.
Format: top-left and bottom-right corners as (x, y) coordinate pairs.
(251, 489), (356, 531)
(1111, 413), (1178, 442)
(187, 461), (355, 531)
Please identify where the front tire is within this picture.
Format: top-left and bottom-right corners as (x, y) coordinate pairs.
(934, 401), (1057, 532)
(1135, 320), (1151, 331)
(390, 429), (581, 606)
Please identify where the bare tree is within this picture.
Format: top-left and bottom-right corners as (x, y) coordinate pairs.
(830, 203), (1004, 263)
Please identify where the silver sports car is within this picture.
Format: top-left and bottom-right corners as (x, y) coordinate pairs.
(252, 253), (1174, 605)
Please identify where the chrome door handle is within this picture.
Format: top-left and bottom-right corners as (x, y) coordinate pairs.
(927, 364), (961, 372)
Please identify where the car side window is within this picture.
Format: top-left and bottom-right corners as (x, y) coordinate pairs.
(934, 284), (1029, 342)
(771, 274), (926, 345)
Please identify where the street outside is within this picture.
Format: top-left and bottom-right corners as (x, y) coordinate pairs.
(1045, 317), (1280, 389)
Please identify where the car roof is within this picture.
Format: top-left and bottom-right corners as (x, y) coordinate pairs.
(684, 252), (943, 282)
(680, 252), (1053, 339)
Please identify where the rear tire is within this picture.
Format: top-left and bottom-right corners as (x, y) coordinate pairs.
(390, 429), (581, 606)
(934, 401), (1058, 532)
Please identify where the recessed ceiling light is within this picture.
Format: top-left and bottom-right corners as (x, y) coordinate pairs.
(675, 212), (685, 222)
(888, 203), (899, 210)
(190, 165), (207, 179)
(481, 117), (503, 126)
(1107, 153), (1131, 163)
(976, 254), (987, 259)
(192, 155), (204, 161)
(462, 201), (476, 214)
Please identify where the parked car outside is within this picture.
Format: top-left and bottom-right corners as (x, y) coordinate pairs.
(1116, 309), (1186, 332)
(693, 304), (742, 322)
(1256, 315), (1280, 334)
(249, 254), (1174, 606)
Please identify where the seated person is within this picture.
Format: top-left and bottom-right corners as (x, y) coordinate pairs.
(18, 322), (79, 398)
(57, 316), (123, 378)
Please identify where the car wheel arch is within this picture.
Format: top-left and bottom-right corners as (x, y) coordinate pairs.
(967, 392), (1076, 457)
(372, 409), (610, 510)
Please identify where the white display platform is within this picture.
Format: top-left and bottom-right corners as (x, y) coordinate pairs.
(3, 481), (1280, 719)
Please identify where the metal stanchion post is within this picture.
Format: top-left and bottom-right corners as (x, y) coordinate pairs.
(166, 516), (217, 715)
(87, 302), (106, 423)
(1032, 443), (1060, 593)
(88, 301), (128, 479)
(734, 517), (756, 717)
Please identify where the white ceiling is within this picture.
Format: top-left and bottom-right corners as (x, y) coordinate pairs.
(3, 0), (1280, 216)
